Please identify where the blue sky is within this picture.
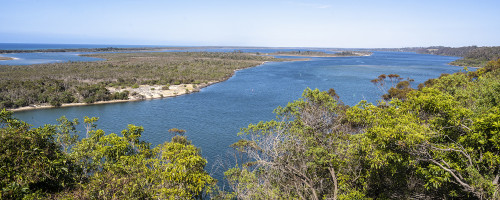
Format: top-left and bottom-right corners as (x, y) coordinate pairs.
(1, 0), (499, 48)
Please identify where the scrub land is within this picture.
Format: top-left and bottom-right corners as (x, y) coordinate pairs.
(0, 51), (290, 111)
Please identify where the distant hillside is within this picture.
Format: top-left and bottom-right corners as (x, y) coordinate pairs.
(374, 46), (500, 68)
(414, 46), (476, 57)
(439, 46), (500, 67)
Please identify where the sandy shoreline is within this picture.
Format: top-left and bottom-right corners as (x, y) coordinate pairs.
(8, 62), (273, 112)
(7, 60), (298, 112)
(0, 55), (17, 60)
(8, 82), (217, 112)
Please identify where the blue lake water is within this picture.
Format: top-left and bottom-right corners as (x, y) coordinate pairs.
(0, 52), (105, 65)
(1, 43), (342, 65)
(0, 43), (170, 50)
(0, 43), (168, 65)
(9, 48), (463, 184)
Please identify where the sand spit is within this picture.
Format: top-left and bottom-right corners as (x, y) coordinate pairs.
(9, 82), (215, 112)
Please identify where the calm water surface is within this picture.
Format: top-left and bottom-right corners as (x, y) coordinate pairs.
(13, 51), (463, 183)
(1, 46), (337, 65)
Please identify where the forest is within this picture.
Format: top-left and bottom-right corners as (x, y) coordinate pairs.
(0, 52), (286, 109)
(375, 46), (500, 68)
(1, 53), (499, 199)
(412, 46), (500, 67)
(449, 47), (500, 67)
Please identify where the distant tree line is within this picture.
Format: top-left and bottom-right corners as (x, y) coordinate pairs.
(272, 50), (372, 57)
(414, 46), (479, 57)
(274, 50), (330, 55)
(449, 47), (500, 67)
(333, 51), (372, 56)
(371, 46), (500, 68)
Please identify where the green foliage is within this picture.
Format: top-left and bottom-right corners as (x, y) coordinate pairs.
(225, 88), (365, 199)
(388, 46), (500, 68)
(0, 110), (214, 199)
(448, 47), (500, 68)
(0, 52), (287, 109)
(110, 90), (130, 100)
(0, 109), (79, 199)
(226, 59), (500, 199)
(415, 46), (478, 57)
(168, 128), (186, 136)
(0, 78), (77, 109)
(371, 73), (415, 101)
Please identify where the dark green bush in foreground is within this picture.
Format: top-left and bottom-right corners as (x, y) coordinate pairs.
(0, 111), (215, 199)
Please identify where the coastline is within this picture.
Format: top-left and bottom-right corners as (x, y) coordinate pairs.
(8, 82), (217, 112)
(0, 55), (17, 60)
(8, 61), (277, 112)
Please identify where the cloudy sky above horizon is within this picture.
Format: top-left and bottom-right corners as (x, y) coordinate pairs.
(1, 0), (499, 48)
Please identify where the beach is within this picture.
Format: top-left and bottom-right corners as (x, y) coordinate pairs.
(8, 82), (216, 112)
(0, 55), (16, 60)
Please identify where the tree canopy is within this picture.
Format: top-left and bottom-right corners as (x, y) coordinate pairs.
(0, 110), (215, 199)
(221, 59), (500, 199)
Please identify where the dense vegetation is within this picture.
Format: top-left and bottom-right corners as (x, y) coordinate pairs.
(373, 46), (500, 68)
(0, 52), (286, 109)
(218, 59), (500, 199)
(412, 46), (500, 67)
(414, 46), (479, 57)
(449, 47), (500, 68)
(0, 112), (215, 199)
(2, 49), (499, 199)
(271, 50), (372, 57)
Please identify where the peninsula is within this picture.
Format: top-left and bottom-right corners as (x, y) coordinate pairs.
(1, 51), (292, 111)
(0, 56), (14, 60)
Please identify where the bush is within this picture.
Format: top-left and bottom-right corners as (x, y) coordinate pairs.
(50, 100), (62, 107)
(14, 99), (28, 107)
(0, 110), (79, 199)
